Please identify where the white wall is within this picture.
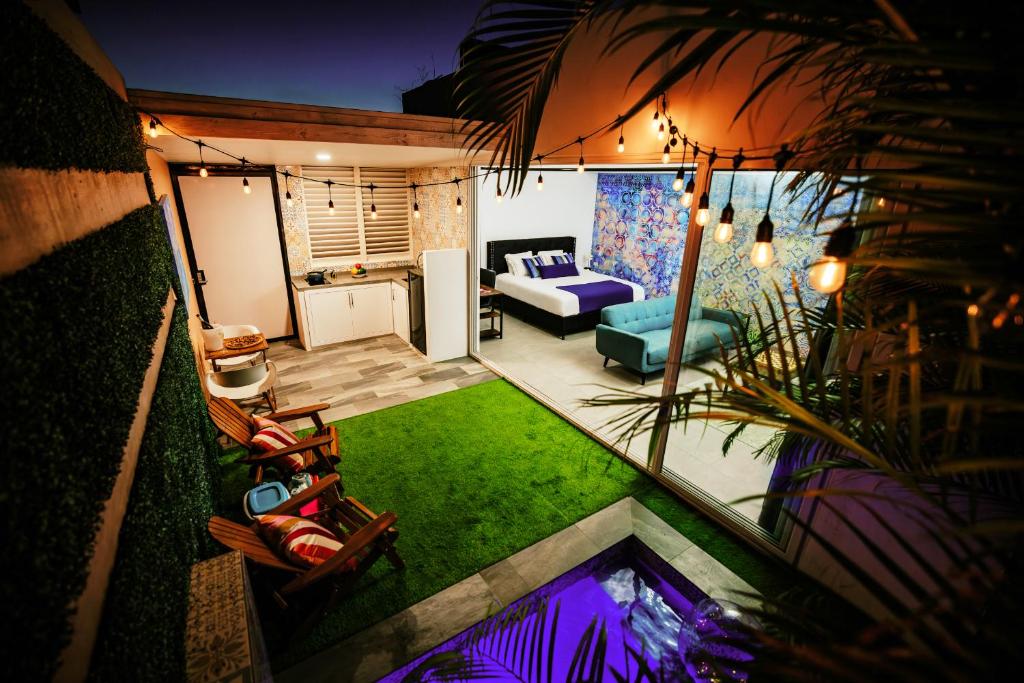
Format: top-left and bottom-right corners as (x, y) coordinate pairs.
(477, 170), (598, 268)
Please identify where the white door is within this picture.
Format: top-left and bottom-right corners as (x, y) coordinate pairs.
(392, 282), (410, 343)
(307, 289), (354, 346)
(350, 284), (393, 339)
(178, 175), (293, 338)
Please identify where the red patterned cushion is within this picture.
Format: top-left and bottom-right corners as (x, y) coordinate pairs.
(256, 514), (343, 567)
(251, 416), (305, 473)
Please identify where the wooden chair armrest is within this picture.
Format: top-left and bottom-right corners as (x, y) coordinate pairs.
(344, 496), (379, 520)
(265, 403), (331, 423)
(281, 511), (398, 594)
(237, 433), (333, 463)
(266, 474), (341, 516)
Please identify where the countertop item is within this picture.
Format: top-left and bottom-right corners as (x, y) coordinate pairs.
(291, 266), (411, 291)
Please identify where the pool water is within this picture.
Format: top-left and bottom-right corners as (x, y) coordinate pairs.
(382, 537), (752, 682)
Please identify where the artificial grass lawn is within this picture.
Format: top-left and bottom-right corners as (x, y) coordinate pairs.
(217, 379), (796, 671)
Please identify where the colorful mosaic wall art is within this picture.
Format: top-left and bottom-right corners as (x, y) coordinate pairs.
(590, 173), (690, 298)
(695, 171), (855, 315)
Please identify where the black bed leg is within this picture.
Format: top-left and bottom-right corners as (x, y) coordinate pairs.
(603, 357), (609, 368)
(640, 373), (647, 385)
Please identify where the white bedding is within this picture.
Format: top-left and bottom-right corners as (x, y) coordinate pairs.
(496, 270), (645, 317)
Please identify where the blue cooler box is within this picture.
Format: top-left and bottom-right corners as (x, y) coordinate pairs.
(243, 481), (290, 519)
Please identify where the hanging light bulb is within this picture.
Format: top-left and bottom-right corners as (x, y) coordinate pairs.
(714, 150), (742, 244)
(242, 177), (251, 194)
(199, 165), (208, 178)
(326, 179), (335, 215)
(651, 102), (660, 130)
(455, 179), (463, 214)
(328, 199), (335, 215)
(537, 172), (544, 191)
(368, 183), (377, 219)
(662, 143), (671, 164)
(148, 117), (158, 138)
(283, 170), (293, 207)
(456, 196), (463, 214)
(694, 148), (717, 226)
(196, 141), (208, 177)
(577, 137), (585, 173)
(496, 182), (503, 204)
(412, 184), (420, 219)
(672, 138), (688, 191)
(617, 121), (625, 153)
(657, 122), (666, 141)
(682, 144), (698, 208)
(750, 214), (774, 268)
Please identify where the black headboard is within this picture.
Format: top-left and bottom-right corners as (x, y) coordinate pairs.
(487, 236), (577, 275)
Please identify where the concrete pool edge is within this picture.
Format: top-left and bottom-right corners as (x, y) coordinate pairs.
(278, 497), (761, 683)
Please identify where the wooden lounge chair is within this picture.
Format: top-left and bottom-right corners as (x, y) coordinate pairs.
(208, 474), (404, 635)
(207, 396), (340, 484)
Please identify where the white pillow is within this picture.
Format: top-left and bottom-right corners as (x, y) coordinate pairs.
(504, 251), (533, 277)
(537, 249), (565, 265)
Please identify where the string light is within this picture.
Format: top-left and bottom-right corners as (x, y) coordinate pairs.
(455, 178), (463, 214)
(714, 149), (743, 243)
(412, 183), (420, 219)
(683, 143), (698, 208)
(577, 138), (585, 174)
(327, 180), (336, 215)
(496, 172), (503, 204)
(695, 148), (717, 227)
(284, 170), (293, 207)
(651, 99), (660, 130)
(662, 143), (671, 164)
(148, 117), (158, 138)
(809, 218), (856, 293)
(672, 137), (688, 191)
(536, 156), (544, 191)
(750, 145), (793, 268)
(617, 121), (625, 153)
(197, 141), (208, 177)
(240, 158), (251, 194)
(368, 183), (377, 220)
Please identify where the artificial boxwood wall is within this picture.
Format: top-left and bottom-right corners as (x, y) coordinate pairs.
(0, 3), (147, 173)
(88, 303), (221, 681)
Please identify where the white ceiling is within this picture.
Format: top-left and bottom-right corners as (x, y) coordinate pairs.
(151, 133), (476, 168)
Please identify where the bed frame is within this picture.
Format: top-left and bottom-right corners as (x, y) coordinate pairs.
(485, 236), (603, 339)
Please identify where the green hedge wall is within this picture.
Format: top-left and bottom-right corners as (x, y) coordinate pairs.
(0, 2), (147, 173)
(88, 303), (221, 681)
(0, 205), (173, 680)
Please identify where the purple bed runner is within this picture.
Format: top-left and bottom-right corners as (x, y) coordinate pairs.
(557, 280), (634, 314)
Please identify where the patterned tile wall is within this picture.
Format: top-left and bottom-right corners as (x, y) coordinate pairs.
(276, 165), (313, 277)
(408, 166), (470, 259)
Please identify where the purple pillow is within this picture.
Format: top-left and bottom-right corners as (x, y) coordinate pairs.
(539, 262), (579, 279)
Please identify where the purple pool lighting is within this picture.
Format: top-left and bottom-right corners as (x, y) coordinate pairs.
(381, 537), (755, 682)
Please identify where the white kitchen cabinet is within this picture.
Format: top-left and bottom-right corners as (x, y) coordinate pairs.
(391, 281), (410, 343)
(298, 282), (394, 349)
(350, 284), (393, 339)
(306, 288), (356, 347)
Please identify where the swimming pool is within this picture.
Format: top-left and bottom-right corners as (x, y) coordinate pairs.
(380, 536), (755, 682)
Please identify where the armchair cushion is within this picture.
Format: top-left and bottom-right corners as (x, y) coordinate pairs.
(256, 514), (343, 568)
(251, 417), (305, 473)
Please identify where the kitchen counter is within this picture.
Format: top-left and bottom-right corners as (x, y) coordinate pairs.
(291, 266), (410, 291)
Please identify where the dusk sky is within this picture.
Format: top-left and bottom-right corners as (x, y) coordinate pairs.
(80, 0), (483, 112)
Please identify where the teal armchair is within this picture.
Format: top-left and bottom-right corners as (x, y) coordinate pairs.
(596, 295), (744, 383)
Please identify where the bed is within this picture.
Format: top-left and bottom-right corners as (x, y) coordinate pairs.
(486, 237), (645, 338)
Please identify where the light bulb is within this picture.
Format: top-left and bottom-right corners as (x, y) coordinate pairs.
(537, 174), (544, 191)
(617, 136), (625, 153)
(682, 186), (694, 208)
(662, 144), (670, 164)
(328, 200), (335, 215)
(577, 156), (585, 174)
(370, 204), (377, 220)
(657, 123), (665, 141)
(808, 256), (846, 293)
(148, 118), (158, 138)
(750, 241), (773, 268)
(286, 192), (293, 208)
(199, 165), (208, 178)
(413, 202), (420, 219)
(713, 221), (733, 243)
(242, 177), (251, 194)
(695, 192), (710, 226)
(456, 197), (463, 214)
(496, 187), (503, 204)
(672, 169), (684, 192)
(878, 196), (886, 208)
(651, 111), (660, 130)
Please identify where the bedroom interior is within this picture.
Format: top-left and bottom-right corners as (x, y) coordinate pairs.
(475, 166), (852, 532)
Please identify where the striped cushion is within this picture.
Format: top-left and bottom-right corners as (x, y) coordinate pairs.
(522, 256), (545, 278)
(251, 416), (305, 473)
(552, 253), (575, 265)
(256, 514), (343, 568)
